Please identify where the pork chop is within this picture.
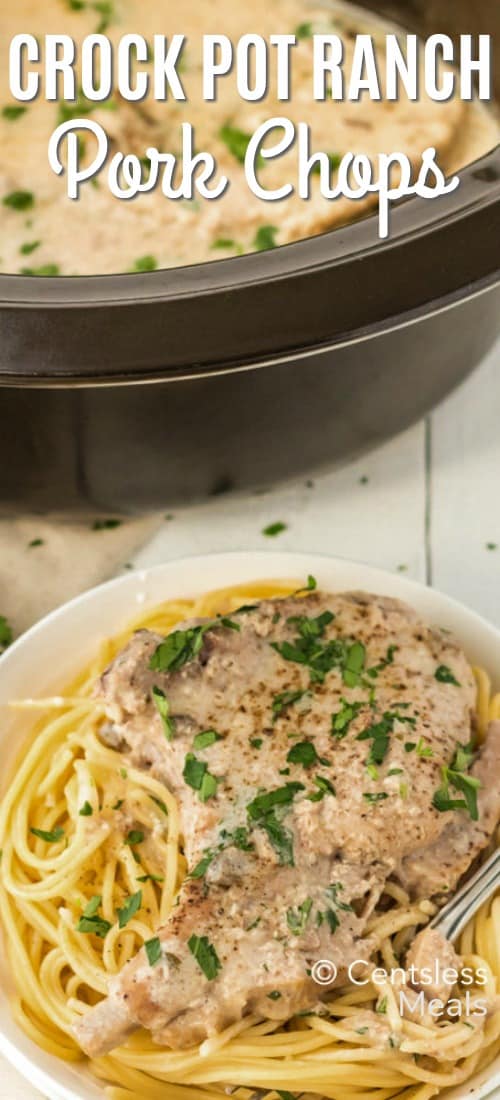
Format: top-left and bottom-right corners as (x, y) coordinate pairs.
(73, 589), (500, 1056)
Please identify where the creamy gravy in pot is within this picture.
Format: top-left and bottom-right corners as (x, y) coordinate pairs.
(0, 0), (498, 275)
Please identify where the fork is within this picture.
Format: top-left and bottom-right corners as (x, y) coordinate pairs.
(428, 847), (500, 942)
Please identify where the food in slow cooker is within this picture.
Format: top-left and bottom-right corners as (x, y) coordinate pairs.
(0, 0), (498, 275)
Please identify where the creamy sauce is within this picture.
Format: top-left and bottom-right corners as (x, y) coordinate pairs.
(0, 0), (498, 275)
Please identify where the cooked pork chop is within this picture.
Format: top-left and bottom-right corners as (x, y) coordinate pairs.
(74, 590), (500, 1056)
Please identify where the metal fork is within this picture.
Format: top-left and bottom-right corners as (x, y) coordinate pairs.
(428, 847), (500, 942)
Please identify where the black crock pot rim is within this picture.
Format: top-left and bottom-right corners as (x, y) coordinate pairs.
(0, 143), (499, 310)
(2, 266), (496, 389)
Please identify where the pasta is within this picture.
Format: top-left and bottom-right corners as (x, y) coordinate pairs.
(0, 579), (499, 1100)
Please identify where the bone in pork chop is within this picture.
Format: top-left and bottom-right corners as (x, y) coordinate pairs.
(74, 590), (500, 1056)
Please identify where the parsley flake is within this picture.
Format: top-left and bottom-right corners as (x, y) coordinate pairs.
(152, 685), (174, 740)
(263, 521), (287, 537)
(3, 190), (34, 211)
(117, 890), (142, 929)
(30, 825), (64, 843)
(435, 665), (460, 686)
(287, 897), (313, 935)
(193, 729), (223, 750)
(145, 936), (162, 966)
(188, 934), (221, 980)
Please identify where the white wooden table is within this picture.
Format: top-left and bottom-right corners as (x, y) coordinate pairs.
(1, 338), (499, 1099)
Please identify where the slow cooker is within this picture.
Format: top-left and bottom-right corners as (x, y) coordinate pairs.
(0, 0), (498, 512)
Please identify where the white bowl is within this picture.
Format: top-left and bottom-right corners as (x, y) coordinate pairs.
(0, 551), (499, 1100)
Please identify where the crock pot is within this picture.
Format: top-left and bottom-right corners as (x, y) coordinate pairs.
(0, 0), (498, 513)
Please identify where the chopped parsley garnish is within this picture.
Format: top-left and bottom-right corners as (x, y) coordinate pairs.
(272, 688), (309, 722)
(307, 775), (336, 801)
(3, 190), (34, 211)
(190, 850), (217, 879)
(136, 872), (164, 883)
(363, 792), (389, 803)
(76, 895), (111, 938)
(342, 642), (366, 687)
(317, 882), (353, 933)
(250, 738), (263, 749)
(183, 753), (219, 802)
(263, 521), (287, 537)
(226, 826), (254, 851)
(152, 685), (174, 740)
(367, 645), (398, 679)
(247, 783), (303, 867)
(432, 742), (480, 820)
(28, 537), (44, 548)
(211, 237), (239, 251)
(117, 890), (142, 929)
(287, 740), (327, 768)
(188, 934), (221, 980)
(247, 783), (304, 819)
(150, 617), (239, 674)
(193, 729), (223, 750)
(125, 829), (144, 846)
(253, 225), (278, 251)
(145, 936), (162, 966)
(77, 916), (112, 940)
(92, 518), (122, 530)
(30, 825), (64, 843)
(93, 0), (116, 33)
(150, 795), (168, 815)
(0, 616), (13, 651)
(112, 798), (124, 810)
(190, 826), (254, 880)
(2, 105), (27, 121)
(295, 21), (313, 38)
(435, 665), (460, 686)
(82, 895), (101, 917)
(357, 710), (416, 767)
(287, 896), (313, 935)
(376, 996), (388, 1014)
(134, 254), (157, 273)
(65, 0), (117, 31)
(219, 123), (254, 164)
(272, 610), (341, 683)
(268, 990), (282, 1000)
(331, 699), (363, 738)
(21, 264), (60, 277)
(356, 714), (392, 766)
(20, 240), (40, 255)
(78, 801), (93, 816)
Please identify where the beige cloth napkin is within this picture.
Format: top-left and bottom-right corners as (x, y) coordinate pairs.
(0, 513), (161, 638)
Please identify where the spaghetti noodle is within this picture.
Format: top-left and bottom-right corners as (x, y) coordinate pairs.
(0, 579), (499, 1100)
